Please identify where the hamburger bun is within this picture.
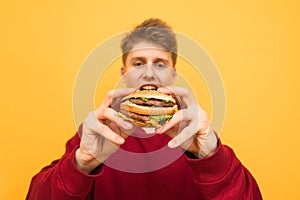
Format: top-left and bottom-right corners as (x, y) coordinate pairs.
(117, 88), (178, 128)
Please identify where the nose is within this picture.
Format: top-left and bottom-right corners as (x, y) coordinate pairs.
(143, 64), (155, 79)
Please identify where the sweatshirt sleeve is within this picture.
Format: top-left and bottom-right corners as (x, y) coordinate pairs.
(26, 127), (103, 200)
(185, 140), (263, 200)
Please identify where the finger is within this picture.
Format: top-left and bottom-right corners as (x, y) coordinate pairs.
(102, 88), (136, 108)
(108, 121), (131, 140)
(157, 86), (197, 107)
(84, 111), (125, 144)
(167, 124), (197, 148)
(98, 124), (125, 145)
(101, 108), (134, 131)
(168, 109), (211, 149)
(112, 115), (138, 136)
(163, 123), (180, 138)
(156, 109), (193, 134)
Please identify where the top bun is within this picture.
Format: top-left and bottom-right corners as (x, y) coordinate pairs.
(122, 89), (176, 103)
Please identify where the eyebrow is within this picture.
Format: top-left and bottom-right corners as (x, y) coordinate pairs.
(153, 58), (169, 65)
(129, 57), (170, 65)
(129, 57), (146, 63)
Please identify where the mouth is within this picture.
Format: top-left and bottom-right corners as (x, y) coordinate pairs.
(139, 84), (159, 90)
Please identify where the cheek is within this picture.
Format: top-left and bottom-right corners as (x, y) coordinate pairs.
(122, 69), (142, 86)
(126, 69), (141, 79)
(157, 71), (175, 84)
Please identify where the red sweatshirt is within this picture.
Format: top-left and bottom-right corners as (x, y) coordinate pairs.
(26, 127), (262, 200)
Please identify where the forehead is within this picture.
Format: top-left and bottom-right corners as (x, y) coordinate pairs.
(126, 42), (173, 63)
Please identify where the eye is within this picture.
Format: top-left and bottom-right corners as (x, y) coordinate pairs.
(134, 62), (144, 68)
(154, 63), (167, 68)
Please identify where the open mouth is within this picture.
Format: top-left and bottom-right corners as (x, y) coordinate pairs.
(140, 84), (159, 90)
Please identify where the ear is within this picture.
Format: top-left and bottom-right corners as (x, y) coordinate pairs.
(121, 66), (125, 76)
(171, 68), (177, 84)
(121, 66), (127, 83)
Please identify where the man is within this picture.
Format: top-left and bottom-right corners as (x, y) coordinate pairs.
(27, 18), (262, 199)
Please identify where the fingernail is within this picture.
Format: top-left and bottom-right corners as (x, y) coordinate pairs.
(157, 88), (165, 92)
(155, 125), (165, 133)
(155, 127), (163, 133)
(124, 121), (133, 129)
(117, 137), (125, 144)
(168, 140), (176, 148)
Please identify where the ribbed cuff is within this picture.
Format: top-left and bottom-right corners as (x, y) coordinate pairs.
(58, 147), (103, 196)
(185, 141), (233, 183)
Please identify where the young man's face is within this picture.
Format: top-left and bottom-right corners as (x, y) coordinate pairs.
(121, 42), (177, 89)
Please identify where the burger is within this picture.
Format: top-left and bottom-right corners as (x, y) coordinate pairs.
(117, 86), (178, 128)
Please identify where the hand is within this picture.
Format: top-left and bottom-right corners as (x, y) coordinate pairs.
(75, 88), (136, 173)
(156, 87), (218, 158)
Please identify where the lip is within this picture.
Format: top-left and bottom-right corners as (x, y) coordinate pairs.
(139, 83), (161, 90)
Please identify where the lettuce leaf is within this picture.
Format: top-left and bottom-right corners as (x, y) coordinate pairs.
(150, 114), (173, 125)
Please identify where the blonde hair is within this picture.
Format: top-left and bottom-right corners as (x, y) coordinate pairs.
(121, 18), (177, 66)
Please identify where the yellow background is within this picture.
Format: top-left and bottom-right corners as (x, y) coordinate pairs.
(1, 0), (299, 199)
